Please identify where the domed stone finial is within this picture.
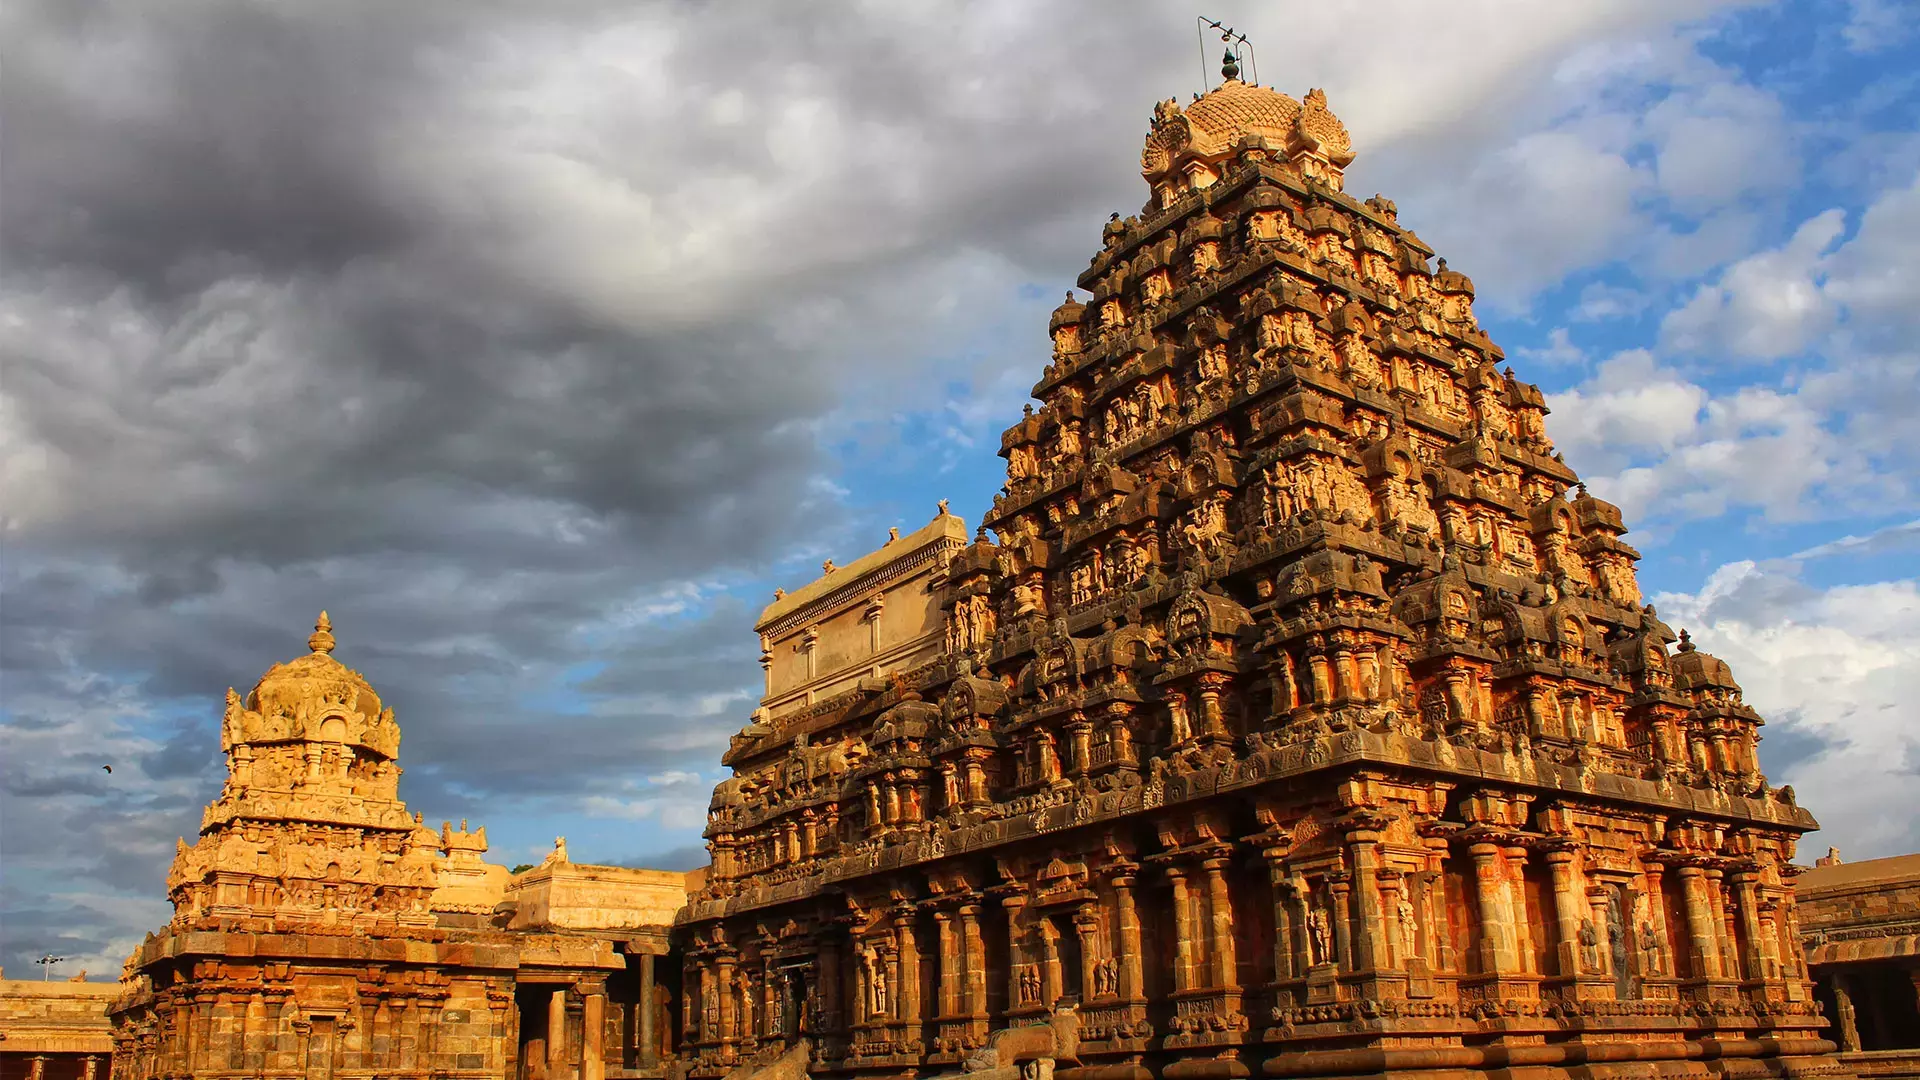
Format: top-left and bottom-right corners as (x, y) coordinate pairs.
(308, 611), (335, 655)
(1677, 629), (1695, 653)
(1221, 49), (1240, 81)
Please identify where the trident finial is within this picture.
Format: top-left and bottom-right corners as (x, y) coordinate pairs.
(308, 611), (335, 655)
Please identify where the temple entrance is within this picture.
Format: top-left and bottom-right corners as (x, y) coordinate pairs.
(515, 985), (555, 1080)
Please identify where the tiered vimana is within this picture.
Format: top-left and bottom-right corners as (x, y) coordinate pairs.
(108, 615), (635, 1080)
(679, 63), (1847, 1080)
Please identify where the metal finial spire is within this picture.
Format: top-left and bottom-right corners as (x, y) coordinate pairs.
(1221, 48), (1239, 81)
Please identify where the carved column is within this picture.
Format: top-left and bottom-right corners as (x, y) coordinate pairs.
(935, 911), (958, 1019)
(549, 985), (570, 1076)
(1731, 871), (1767, 981)
(1706, 870), (1740, 980)
(1639, 862), (1673, 978)
(1264, 856), (1297, 982)
(584, 990), (607, 1080)
(1677, 866), (1722, 979)
(960, 904), (988, 1026)
(1112, 876), (1144, 1000)
(27, 1056), (45, 1080)
(1545, 848), (1585, 977)
(1586, 888), (1614, 979)
(637, 953), (657, 1067)
(715, 954), (737, 1047)
(1347, 826), (1386, 974)
(1831, 973), (1862, 1052)
(1329, 872), (1355, 973)
(1203, 857), (1238, 988)
(1068, 715), (1093, 777)
(897, 911), (921, 1037)
(1506, 845), (1536, 974)
(1469, 842), (1517, 974)
(1169, 868), (1196, 992)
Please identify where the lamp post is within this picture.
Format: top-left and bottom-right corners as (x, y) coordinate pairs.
(36, 955), (67, 981)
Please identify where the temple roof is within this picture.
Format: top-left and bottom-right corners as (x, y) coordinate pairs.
(755, 508), (968, 632)
(1182, 79), (1303, 153)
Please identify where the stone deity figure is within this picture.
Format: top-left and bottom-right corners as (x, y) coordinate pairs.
(1307, 906), (1331, 967)
(1398, 895), (1418, 961)
(872, 962), (889, 1015)
(1578, 919), (1600, 973)
(1638, 921), (1663, 975)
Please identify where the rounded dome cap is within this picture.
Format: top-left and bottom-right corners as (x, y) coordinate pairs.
(1142, 81), (1354, 194)
(1183, 79), (1304, 151)
(224, 612), (399, 759)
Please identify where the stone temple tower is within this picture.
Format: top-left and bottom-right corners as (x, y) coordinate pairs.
(680, 65), (1846, 1080)
(109, 615), (642, 1080)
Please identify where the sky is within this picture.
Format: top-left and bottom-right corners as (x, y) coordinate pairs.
(1, 0), (1915, 981)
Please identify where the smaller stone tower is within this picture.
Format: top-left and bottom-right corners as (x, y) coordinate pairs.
(165, 612), (443, 929)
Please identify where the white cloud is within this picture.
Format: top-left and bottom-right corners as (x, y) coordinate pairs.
(1652, 561), (1920, 858)
(1516, 326), (1587, 366)
(1659, 209), (1846, 359)
(1790, 519), (1920, 560)
(1572, 282), (1651, 322)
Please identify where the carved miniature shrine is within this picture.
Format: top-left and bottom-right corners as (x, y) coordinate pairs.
(679, 66), (1847, 1080)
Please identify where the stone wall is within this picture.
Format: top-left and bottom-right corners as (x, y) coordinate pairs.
(0, 975), (115, 1080)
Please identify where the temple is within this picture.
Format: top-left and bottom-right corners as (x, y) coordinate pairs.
(677, 67), (1848, 1080)
(105, 615), (686, 1080)
(80, 61), (1870, 1080)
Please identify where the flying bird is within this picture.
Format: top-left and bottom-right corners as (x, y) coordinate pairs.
(102, 765), (112, 774)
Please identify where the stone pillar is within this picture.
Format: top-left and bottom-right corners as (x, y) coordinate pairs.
(1329, 873), (1355, 973)
(1469, 842), (1517, 974)
(1265, 858), (1296, 982)
(1677, 866), (1722, 979)
(637, 953), (657, 1067)
(549, 985), (570, 1077)
(1706, 870), (1739, 980)
(1068, 716), (1092, 777)
(584, 991), (607, 1080)
(1586, 888), (1614, 978)
(960, 904), (987, 1023)
(1112, 877), (1144, 1000)
(1348, 833), (1386, 974)
(715, 955), (736, 1044)
(935, 911), (959, 1018)
(1169, 868), (1196, 992)
(82, 1056), (99, 1080)
(28, 1056), (46, 1080)
(1004, 896), (1028, 1009)
(1546, 849), (1585, 977)
(1506, 845), (1536, 974)
(1640, 862), (1673, 978)
(1831, 972), (1862, 1052)
(1204, 857), (1237, 989)
(1731, 872), (1767, 981)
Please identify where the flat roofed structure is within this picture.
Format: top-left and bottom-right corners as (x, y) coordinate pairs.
(1796, 850), (1920, 1076)
(0, 973), (116, 1080)
(755, 507), (969, 719)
